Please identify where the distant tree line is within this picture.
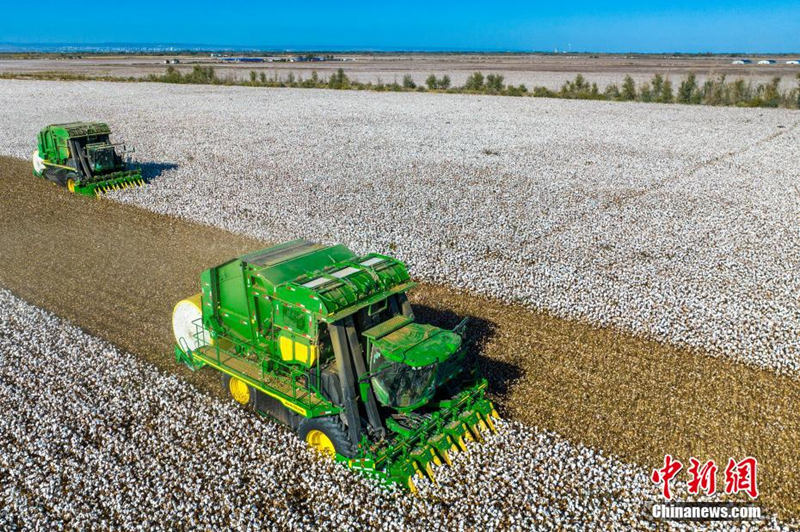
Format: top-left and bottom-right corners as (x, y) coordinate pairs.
(6, 65), (799, 109)
(554, 72), (798, 108)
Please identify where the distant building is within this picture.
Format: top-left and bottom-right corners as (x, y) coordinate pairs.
(757, 59), (776, 65)
(219, 57), (265, 63)
(291, 55), (325, 62)
(731, 59), (752, 64)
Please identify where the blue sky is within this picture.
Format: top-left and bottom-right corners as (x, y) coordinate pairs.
(1, 1), (798, 52)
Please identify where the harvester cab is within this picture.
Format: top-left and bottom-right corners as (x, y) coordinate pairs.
(32, 122), (144, 196)
(364, 319), (466, 410)
(173, 240), (499, 491)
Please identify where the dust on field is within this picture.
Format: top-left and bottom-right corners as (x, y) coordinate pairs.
(1, 156), (797, 519)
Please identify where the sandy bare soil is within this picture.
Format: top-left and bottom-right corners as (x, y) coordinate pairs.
(1, 156), (798, 520)
(2, 53), (799, 89)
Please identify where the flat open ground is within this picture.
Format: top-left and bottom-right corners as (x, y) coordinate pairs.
(1, 156), (798, 520)
(2, 52), (799, 89)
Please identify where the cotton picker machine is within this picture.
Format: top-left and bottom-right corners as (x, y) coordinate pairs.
(173, 240), (499, 492)
(32, 122), (143, 196)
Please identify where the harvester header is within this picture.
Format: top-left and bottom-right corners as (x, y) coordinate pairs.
(173, 240), (499, 491)
(32, 121), (143, 196)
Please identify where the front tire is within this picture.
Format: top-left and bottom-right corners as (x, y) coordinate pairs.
(297, 417), (356, 458)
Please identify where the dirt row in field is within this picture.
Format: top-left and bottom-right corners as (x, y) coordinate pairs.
(1, 156), (797, 519)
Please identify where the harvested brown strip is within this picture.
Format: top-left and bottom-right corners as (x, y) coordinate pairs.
(1, 156), (798, 519)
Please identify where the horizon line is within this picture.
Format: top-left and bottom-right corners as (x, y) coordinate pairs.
(1, 42), (799, 55)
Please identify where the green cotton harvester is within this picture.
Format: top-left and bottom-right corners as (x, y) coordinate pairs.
(32, 122), (143, 196)
(173, 240), (499, 492)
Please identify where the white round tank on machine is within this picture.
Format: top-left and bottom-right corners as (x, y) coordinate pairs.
(32, 149), (46, 176)
(172, 293), (211, 351)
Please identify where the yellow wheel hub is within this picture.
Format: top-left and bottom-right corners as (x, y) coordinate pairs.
(305, 429), (335, 457)
(67, 179), (76, 193)
(228, 377), (250, 405)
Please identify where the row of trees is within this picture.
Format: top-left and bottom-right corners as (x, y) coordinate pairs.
(147, 66), (800, 109)
(149, 67), (524, 95)
(554, 73), (799, 108)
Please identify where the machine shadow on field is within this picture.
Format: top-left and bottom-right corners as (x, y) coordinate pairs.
(413, 303), (524, 402)
(138, 161), (179, 182)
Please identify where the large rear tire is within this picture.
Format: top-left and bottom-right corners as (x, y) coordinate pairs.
(42, 167), (79, 188)
(297, 417), (356, 458)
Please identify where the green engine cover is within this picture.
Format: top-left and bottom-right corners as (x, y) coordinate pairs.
(37, 122), (112, 164)
(201, 240), (416, 349)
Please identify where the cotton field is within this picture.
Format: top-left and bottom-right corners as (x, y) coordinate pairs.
(4, 289), (772, 531)
(2, 78), (799, 529)
(1, 80), (798, 373)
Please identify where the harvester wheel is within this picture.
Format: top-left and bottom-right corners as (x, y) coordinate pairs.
(221, 373), (255, 408)
(66, 178), (76, 193)
(297, 417), (355, 458)
(42, 168), (78, 188)
(42, 168), (64, 186)
(305, 430), (335, 457)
